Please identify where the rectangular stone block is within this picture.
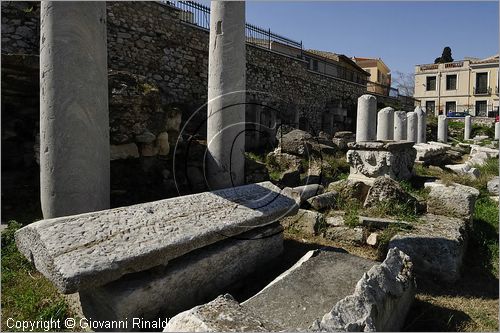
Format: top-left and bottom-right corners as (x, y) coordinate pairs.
(79, 223), (284, 331)
(15, 181), (298, 293)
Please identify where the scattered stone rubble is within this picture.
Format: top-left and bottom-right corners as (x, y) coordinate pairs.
(164, 249), (415, 332)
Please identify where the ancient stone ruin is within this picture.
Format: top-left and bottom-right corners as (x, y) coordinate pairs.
(4, 1), (499, 332)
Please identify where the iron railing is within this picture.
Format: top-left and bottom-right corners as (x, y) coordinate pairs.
(473, 86), (492, 95)
(422, 104), (498, 117)
(170, 1), (303, 51)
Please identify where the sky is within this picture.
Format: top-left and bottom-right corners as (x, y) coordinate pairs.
(239, 1), (499, 75)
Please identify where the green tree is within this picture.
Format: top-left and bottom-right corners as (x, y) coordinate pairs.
(434, 46), (454, 64)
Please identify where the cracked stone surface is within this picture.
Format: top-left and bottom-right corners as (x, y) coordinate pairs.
(15, 181), (298, 293)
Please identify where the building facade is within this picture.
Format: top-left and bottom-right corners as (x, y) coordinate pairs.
(352, 57), (392, 96)
(414, 55), (499, 117)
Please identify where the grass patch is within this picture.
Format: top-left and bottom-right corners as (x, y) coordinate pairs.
(1, 221), (74, 331)
(364, 200), (418, 223)
(471, 196), (499, 276)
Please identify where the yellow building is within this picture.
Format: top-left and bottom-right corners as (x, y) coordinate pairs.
(413, 55), (499, 117)
(352, 57), (392, 96)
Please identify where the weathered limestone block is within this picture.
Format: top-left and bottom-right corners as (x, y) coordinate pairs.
(307, 191), (338, 210)
(243, 250), (376, 330)
(414, 142), (448, 162)
(389, 214), (467, 282)
(287, 184), (324, 205)
(445, 163), (480, 179)
(469, 145), (499, 160)
(279, 129), (313, 156)
(165, 250), (376, 331)
(110, 143), (140, 160)
(163, 294), (280, 332)
(487, 176), (500, 195)
(327, 179), (371, 203)
(267, 147), (303, 172)
(280, 209), (324, 235)
(363, 176), (421, 212)
(425, 182), (479, 221)
(346, 141), (416, 184)
(359, 216), (411, 230)
(157, 132), (170, 156)
(81, 223), (284, 330)
(15, 182), (298, 293)
(313, 248), (415, 332)
(324, 226), (364, 244)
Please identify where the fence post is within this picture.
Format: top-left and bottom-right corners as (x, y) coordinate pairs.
(268, 28), (271, 49)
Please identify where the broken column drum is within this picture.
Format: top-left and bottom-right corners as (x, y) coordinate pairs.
(376, 107), (394, 141)
(415, 106), (426, 143)
(40, 2), (109, 218)
(393, 111), (407, 141)
(355, 94), (377, 142)
(206, 1), (246, 189)
(406, 112), (418, 142)
(437, 115), (448, 143)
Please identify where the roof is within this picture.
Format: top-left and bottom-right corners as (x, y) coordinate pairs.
(352, 57), (390, 73)
(306, 49), (370, 76)
(471, 54), (499, 65)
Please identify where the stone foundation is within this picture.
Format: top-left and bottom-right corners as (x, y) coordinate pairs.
(80, 223), (283, 331)
(346, 141), (416, 184)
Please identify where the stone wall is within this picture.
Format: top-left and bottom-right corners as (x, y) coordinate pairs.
(2, 1), (370, 134)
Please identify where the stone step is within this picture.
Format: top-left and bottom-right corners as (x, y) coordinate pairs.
(15, 181), (298, 293)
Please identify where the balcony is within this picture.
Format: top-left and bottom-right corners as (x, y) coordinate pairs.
(473, 87), (491, 95)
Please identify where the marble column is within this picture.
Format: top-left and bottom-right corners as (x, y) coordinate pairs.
(393, 111), (407, 141)
(206, 1), (246, 189)
(495, 122), (500, 140)
(406, 112), (418, 143)
(40, 2), (109, 218)
(355, 94), (377, 142)
(464, 115), (471, 141)
(437, 115), (448, 143)
(376, 107), (394, 141)
(415, 106), (427, 143)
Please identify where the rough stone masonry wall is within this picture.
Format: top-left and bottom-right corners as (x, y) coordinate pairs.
(2, 1), (368, 133)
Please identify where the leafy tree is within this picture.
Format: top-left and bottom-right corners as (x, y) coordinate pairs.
(434, 46), (454, 64)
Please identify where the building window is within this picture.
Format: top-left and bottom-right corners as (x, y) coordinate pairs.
(445, 101), (456, 114)
(476, 100), (487, 117)
(475, 72), (488, 94)
(446, 74), (457, 90)
(425, 101), (435, 114)
(426, 76), (436, 91)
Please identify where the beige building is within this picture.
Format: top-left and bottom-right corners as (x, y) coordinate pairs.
(414, 54), (499, 116)
(352, 57), (392, 96)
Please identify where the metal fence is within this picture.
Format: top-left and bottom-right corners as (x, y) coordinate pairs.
(422, 104), (499, 117)
(170, 1), (303, 51)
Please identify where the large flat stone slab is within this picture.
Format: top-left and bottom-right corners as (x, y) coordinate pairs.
(389, 214), (468, 282)
(80, 223), (284, 331)
(15, 181), (298, 293)
(241, 249), (376, 330)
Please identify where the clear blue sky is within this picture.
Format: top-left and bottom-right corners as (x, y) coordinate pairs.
(239, 1), (499, 75)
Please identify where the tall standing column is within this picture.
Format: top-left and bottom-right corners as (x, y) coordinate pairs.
(206, 1), (246, 189)
(393, 111), (407, 141)
(40, 2), (109, 219)
(355, 94), (377, 142)
(495, 122), (500, 140)
(464, 115), (471, 140)
(415, 106), (427, 143)
(437, 115), (448, 143)
(407, 112), (418, 143)
(376, 107), (394, 141)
